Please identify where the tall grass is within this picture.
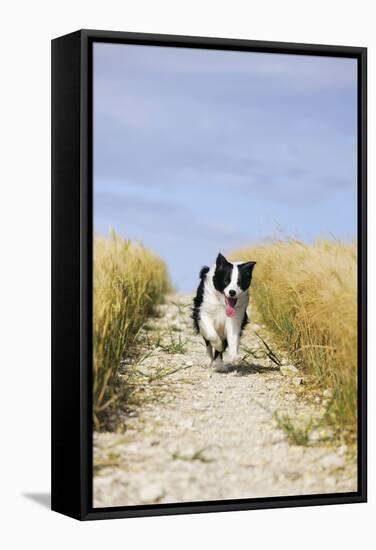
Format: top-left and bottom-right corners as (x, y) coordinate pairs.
(93, 233), (170, 429)
(231, 240), (357, 433)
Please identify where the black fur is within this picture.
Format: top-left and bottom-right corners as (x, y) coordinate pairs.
(237, 261), (256, 291)
(241, 311), (248, 333)
(192, 265), (209, 333)
(213, 253), (233, 292)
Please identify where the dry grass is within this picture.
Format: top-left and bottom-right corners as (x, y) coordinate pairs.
(93, 233), (170, 429)
(231, 240), (357, 433)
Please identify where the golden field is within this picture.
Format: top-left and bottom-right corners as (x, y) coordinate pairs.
(93, 233), (170, 428)
(231, 240), (357, 433)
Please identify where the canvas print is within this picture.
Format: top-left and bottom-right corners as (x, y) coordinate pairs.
(92, 43), (358, 507)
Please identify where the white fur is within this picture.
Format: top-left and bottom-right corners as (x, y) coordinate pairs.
(198, 262), (249, 369)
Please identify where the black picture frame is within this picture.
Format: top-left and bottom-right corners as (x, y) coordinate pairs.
(51, 29), (367, 521)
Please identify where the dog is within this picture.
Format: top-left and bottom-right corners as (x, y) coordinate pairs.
(193, 253), (256, 370)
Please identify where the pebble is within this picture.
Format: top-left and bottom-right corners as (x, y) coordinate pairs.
(319, 428), (334, 440)
(320, 454), (345, 469)
(338, 445), (348, 456)
(292, 377), (303, 386)
(179, 418), (194, 429)
(285, 393), (297, 401)
(280, 365), (299, 377)
(139, 483), (165, 503)
(325, 476), (337, 488)
(308, 430), (320, 443)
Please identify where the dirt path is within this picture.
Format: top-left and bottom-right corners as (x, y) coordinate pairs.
(94, 294), (357, 507)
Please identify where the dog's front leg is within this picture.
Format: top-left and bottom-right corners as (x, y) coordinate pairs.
(226, 318), (240, 363)
(200, 314), (223, 352)
(199, 314), (224, 370)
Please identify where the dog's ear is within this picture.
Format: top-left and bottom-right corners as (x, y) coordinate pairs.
(216, 253), (230, 267)
(240, 261), (256, 275)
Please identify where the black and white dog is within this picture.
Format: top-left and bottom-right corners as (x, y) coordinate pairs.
(193, 253), (256, 370)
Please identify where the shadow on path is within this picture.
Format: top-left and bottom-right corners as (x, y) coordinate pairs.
(221, 362), (280, 376)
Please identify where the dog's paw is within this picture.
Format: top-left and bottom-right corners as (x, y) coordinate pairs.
(215, 363), (229, 373)
(226, 354), (238, 366)
(212, 357), (228, 373)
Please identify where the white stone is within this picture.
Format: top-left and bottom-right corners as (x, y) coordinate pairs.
(320, 454), (345, 469)
(285, 393), (297, 401)
(308, 430), (320, 442)
(338, 445), (348, 456)
(139, 483), (165, 503)
(319, 428), (334, 440)
(280, 365), (299, 377)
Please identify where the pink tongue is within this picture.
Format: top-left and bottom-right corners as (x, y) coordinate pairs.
(225, 305), (236, 318)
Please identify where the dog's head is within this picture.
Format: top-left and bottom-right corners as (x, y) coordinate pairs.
(213, 253), (256, 317)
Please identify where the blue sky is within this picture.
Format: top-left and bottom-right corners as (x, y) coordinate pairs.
(93, 43), (357, 292)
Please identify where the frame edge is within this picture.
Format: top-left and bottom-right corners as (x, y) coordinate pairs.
(51, 29), (84, 520)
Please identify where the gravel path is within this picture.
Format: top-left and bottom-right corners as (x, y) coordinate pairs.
(94, 294), (357, 507)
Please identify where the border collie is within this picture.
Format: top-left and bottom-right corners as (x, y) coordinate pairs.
(193, 253), (256, 371)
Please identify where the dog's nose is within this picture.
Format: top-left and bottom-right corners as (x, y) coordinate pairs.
(229, 290), (236, 297)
